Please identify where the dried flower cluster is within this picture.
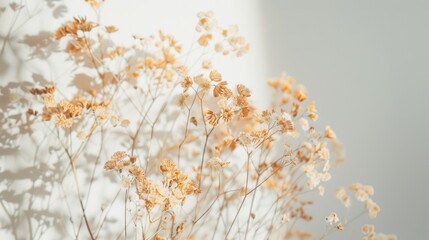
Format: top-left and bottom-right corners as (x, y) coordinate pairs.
(104, 153), (198, 213)
(29, 86), (109, 128)
(196, 11), (250, 57)
(0, 2), (395, 239)
(361, 224), (397, 240)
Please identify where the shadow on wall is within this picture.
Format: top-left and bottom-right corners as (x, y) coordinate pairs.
(1, 2), (81, 238)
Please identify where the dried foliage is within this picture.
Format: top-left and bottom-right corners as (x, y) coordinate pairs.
(0, 2), (395, 240)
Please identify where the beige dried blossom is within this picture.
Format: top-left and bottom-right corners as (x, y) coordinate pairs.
(176, 223), (185, 234)
(213, 81), (232, 98)
(362, 224), (375, 234)
(281, 214), (290, 224)
(178, 93), (189, 107)
(53, 16), (95, 40)
(360, 225), (396, 240)
(77, 131), (87, 139)
(198, 34), (212, 46)
(85, 0), (102, 8)
(377, 233), (398, 240)
(365, 199), (381, 219)
(278, 112), (295, 133)
(104, 151), (126, 171)
(209, 70), (222, 82)
(220, 107), (234, 122)
(202, 59), (212, 69)
(105, 25), (118, 33)
(236, 84), (251, 97)
(349, 183), (374, 201)
(214, 43), (223, 53)
(94, 106), (109, 121)
(182, 76), (193, 91)
(294, 85), (308, 102)
(317, 146), (330, 160)
(42, 94), (57, 108)
(336, 187), (351, 207)
(205, 110), (219, 126)
(121, 119), (130, 127)
(55, 113), (73, 128)
(190, 116), (198, 126)
(194, 74), (211, 91)
(325, 125), (336, 139)
(207, 157), (230, 168)
(325, 212), (339, 225)
(30, 85), (55, 95)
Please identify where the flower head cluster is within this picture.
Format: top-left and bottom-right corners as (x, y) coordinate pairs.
(336, 183), (381, 219)
(53, 16), (95, 40)
(196, 11), (250, 57)
(28, 86), (109, 128)
(105, 152), (198, 212)
(361, 224), (397, 240)
(325, 212), (339, 225)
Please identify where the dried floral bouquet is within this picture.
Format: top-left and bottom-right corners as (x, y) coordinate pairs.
(1, 1), (396, 240)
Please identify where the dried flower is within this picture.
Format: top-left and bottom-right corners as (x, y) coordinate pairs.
(198, 34), (212, 46)
(294, 85), (308, 102)
(209, 70), (222, 82)
(105, 25), (118, 33)
(325, 126), (336, 139)
(182, 76), (193, 91)
(213, 81), (232, 98)
(325, 212), (339, 225)
(194, 74), (211, 91)
(205, 110), (219, 126)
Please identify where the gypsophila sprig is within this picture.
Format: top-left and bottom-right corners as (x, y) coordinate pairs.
(0, 2), (395, 239)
